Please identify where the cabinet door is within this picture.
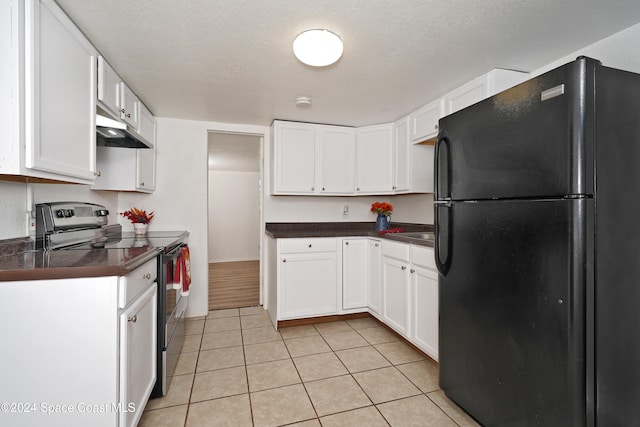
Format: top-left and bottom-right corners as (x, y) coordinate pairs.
(381, 255), (410, 337)
(120, 82), (139, 128)
(97, 56), (122, 117)
(367, 239), (382, 314)
(138, 103), (156, 147)
(25, 0), (96, 181)
(445, 75), (487, 115)
(409, 99), (444, 142)
(274, 121), (317, 194)
(342, 239), (368, 310)
(412, 264), (439, 360)
(356, 123), (394, 193)
(279, 251), (338, 319)
(137, 146), (156, 191)
(318, 125), (356, 194)
(119, 284), (157, 427)
(394, 117), (410, 193)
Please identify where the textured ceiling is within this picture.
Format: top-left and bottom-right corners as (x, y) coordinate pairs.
(56, 0), (640, 127)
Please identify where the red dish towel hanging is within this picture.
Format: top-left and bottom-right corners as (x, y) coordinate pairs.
(172, 246), (192, 296)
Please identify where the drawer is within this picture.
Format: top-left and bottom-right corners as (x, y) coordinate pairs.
(118, 257), (157, 308)
(381, 239), (410, 260)
(411, 245), (436, 270)
(279, 237), (336, 253)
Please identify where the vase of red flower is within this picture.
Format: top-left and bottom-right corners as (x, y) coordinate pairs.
(120, 207), (154, 235)
(371, 202), (393, 232)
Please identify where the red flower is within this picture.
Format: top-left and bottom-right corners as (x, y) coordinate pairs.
(371, 202), (393, 216)
(120, 207), (155, 224)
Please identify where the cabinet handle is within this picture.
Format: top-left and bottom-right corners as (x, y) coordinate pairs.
(143, 273), (151, 279)
(140, 182), (145, 186)
(311, 187), (315, 191)
(322, 187), (325, 191)
(375, 243), (379, 247)
(127, 113), (131, 118)
(282, 258), (287, 263)
(435, 124), (439, 130)
(128, 315), (137, 323)
(401, 265), (407, 270)
(94, 171), (101, 177)
(308, 244), (312, 248)
(357, 187), (360, 191)
(121, 108), (126, 114)
(345, 242), (349, 245)
(410, 269), (415, 273)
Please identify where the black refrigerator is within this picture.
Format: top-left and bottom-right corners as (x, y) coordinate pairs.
(434, 56), (640, 426)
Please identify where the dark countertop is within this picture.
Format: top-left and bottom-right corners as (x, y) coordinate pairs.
(265, 222), (435, 247)
(0, 231), (187, 282)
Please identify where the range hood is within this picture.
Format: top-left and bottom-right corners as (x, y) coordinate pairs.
(96, 114), (152, 149)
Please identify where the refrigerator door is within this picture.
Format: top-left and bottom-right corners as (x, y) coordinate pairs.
(437, 198), (594, 426)
(435, 57), (597, 202)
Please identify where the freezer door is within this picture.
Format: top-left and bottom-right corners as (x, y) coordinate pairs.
(437, 198), (594, 426)
(435, 57), (597, 201)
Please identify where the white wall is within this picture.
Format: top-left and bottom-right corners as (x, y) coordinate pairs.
(117, 117), (270, 318)
(208, 170), (261, 262)
(0, 181), (27, 239)
(532, 23), (640, 76)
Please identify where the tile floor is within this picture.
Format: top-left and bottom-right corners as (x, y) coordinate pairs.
(140, 306), (480, 427)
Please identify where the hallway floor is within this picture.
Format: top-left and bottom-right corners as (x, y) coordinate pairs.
(140, 307), (479, 427)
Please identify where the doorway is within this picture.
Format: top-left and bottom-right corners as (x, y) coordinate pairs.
(207, 132), (262, 310)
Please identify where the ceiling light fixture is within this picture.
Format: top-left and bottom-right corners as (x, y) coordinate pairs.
(293, 29), (343, 67)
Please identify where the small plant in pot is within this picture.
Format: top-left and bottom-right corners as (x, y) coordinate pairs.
(371, 202), (393, 232)
(120, 207), (154, 235)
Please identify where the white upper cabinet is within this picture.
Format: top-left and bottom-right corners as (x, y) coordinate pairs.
(394, 117), (410, 193)
(138, 102), (156, 147)
(445, 68), (529, 115)
(272, 121), (356, 195)
(408, 99), (445, 143)
(273, 121), (317, 194)
(92, 145), (156, 193)
(120, 82), (140, 128)
(97, 56), (122, 118)
(394, 116), (434, 194)
(356, 123), (394, 194)
(0, 0), (97, 183)
(317, 125), (356, 194)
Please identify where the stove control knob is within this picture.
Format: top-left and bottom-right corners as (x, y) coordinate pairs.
(95, 209), (109, 217)
(56, 209), (65, 218)
(67, 209), (75, 217)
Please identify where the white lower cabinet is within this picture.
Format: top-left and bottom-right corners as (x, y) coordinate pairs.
(342, 239), (368, 310)
(410, 245), (439, 360)
(119, 284), (157, 427)
(270, 235), (438, 361)
(381, 240), (411, 338)
(277, 238), (339, 320)
(367, 239), (382, 315)
(0, 257), (158, 427)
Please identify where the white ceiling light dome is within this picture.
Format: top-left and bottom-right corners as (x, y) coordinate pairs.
(293, 29), (344, 67)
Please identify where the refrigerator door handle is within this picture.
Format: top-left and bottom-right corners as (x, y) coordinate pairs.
(435, 203), (452, 276)
(434, 133), (450, 200)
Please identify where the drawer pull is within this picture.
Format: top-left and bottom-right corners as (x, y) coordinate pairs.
(308, 244), (312, 248)
(410, 269), (415, 273)
(128, 315), (137, 323)
(282, 258), (287, 263)
(143, 273), (151, 280)
(401, 265), (407, 270)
